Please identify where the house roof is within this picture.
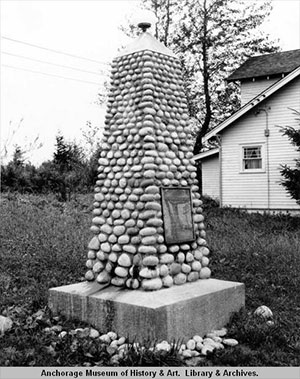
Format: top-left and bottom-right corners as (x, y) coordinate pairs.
(200, 66), (300, 146)
(227, 49), (300, 82)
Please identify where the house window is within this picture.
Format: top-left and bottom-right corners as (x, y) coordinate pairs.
(242, 145), (263, 171)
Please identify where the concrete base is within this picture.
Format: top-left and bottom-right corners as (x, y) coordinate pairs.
(49, 279), (245, 343)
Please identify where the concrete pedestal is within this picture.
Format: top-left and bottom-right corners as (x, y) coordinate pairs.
(49, 279), (245, 343)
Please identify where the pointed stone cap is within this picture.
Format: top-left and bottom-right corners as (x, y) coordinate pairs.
(117, 31), (177, 58)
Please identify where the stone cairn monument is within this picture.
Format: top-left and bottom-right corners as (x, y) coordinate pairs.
(85, 22), (211, 291)
(49, 20), (244, 341)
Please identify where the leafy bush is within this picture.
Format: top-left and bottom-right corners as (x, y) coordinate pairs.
(1, 134), (100, 200)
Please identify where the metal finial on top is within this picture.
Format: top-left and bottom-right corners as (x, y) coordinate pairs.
(118, 9), (176, 57)
(138, 22), (151, 32)
(134, 9), (157, 34)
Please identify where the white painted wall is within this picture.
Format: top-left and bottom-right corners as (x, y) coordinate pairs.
(241, 78), (280, 105)
(221, 75), (300, 210)
(201, 155), (219, 199)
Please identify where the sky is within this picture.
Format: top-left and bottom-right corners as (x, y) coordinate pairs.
(0, 0), (300, 166)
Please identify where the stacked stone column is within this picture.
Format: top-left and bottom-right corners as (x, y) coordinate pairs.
(85, 44), (211, 290)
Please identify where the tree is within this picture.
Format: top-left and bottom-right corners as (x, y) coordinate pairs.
(12, 145), (25, 167)
(0, 133), (95, 196)
(1, 145), (24, 191)
(124, 0), (280, 154)
(280, 110), (300, 205)
(0, 145), (38, 193)
(51, 134), (88, 201)
(80, 121), (104, 188)
(172, 0), (280, 154)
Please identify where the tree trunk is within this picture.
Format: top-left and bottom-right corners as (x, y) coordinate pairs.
(193, 0), (212, 155)
(153, 0), (159, 39)
(164, 0), (171, 46)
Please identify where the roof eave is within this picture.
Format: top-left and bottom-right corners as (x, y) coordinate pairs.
(227, 72), (289, 82)
(194, 148), (219, 161)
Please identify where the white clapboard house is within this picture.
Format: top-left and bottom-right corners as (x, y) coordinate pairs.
(194, 49), (300, 212)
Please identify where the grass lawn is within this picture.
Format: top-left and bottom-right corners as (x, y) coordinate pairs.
(0, 193), (299, 366)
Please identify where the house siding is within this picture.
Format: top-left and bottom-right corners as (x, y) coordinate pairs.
(221, 75), (300, 210)
(241, 78), (280, 105)
(202, 155), (219, 199)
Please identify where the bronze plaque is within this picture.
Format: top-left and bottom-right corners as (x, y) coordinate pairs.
(161, 187), (195, 244)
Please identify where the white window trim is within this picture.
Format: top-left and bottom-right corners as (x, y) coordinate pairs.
(239, 143), (266, 173)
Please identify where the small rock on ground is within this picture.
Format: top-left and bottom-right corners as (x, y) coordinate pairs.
(0, 316), (13, 336)
(223, 338), (239, 347)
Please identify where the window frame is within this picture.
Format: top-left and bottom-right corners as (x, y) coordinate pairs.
(240, 143), (265, 173)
